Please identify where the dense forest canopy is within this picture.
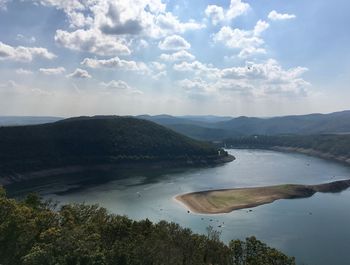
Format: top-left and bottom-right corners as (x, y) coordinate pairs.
(0, 187), (295, 265)
(224, 134), (350, 157)
(139, 111), (350, 141)
(0, 116), (229, 176)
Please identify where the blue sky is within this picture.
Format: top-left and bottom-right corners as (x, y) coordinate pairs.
(0, 0), (349, 117)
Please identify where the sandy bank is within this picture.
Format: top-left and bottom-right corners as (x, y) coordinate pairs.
(176, 179), (350, 214)
(271, 146), (350, 165)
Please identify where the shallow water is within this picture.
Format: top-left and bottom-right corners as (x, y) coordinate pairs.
(7, 149), (350, 265)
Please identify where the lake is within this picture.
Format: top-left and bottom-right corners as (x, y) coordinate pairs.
(7, 149), (350, 265)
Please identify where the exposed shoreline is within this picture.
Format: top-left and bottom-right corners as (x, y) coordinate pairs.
(271, 146), (350, 166)
(231, 146), (350, 166)
(175, 179), (350, 214)
(0, 154), (235, 186)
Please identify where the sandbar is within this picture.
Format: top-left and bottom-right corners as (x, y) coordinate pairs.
(175, 179), (350, 214)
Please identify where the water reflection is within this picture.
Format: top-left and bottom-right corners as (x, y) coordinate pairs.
(6, 149), (350, 265)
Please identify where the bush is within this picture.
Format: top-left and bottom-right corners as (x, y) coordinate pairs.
(0, 188), (295, 265)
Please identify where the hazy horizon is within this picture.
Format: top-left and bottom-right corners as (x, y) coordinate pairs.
(0, 0), (349, 117)
(1, 108), (350, 120)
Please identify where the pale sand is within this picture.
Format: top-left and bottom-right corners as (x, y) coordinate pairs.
(175, 179), (350, 214)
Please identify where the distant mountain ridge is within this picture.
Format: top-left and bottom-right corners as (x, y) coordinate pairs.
(224, 134), (350, 165)
(138, 110), (350, 140)
(2, 110), (350, 141)
(0, 116), (62, 126)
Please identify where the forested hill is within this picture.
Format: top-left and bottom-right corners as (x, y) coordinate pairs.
(0, 116), (230, 180)
(138, 110), (350, 140)
(224, 134), (350, 164)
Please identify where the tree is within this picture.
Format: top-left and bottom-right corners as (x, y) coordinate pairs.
(0, 188), (296, 265)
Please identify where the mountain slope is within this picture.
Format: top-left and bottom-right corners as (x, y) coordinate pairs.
(165, 124), (231, 141)
(0, 116), (230, 181)
(224, 134), (350, 164)
(216, 110), (350, 135)
(138, 111), (350, 140)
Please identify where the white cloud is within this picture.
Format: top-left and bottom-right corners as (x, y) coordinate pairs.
(220, 59), (309, 96)
(174, 58), (310, 98)
(16, 34), (36, 44)
(158, 35), (191, 51)
(81, 57), (166, 77)
(205, 5), (225, 26)
(148, 62), (167, 79)
(16, 68), (33, 75)
(39, 67), (66, 75)
(160, 50), (195, 62)
(36, 0), (203, 39)
(95, 1), (204, 38)
(0, 0), (9, 10)
(137, 39), (149, 50)
(227, 0), (250, 20)
(152, 70), (167, 80)
(0, 80), (52, 96)
(253, 20), (270, 36)
(0, 80), (20, 89)
(0, 41), (56, 62)
(100, 80), (142, 94)
(32, 0), (91, 28)
(174, 60), (208, 72)
(66, 68), (91, 79)
(81, 57), (149, 74)
(30, 0), (205, 58)
(154, 12), (205, 37)
(55, 29), (130, 56)
(205, 0), (250, 25)
(179, 78), (214, 93)
(173, 60), (220, 79)
(213, 20), (269, 58)
(101, 80), (131, 90)
(150, 61), (166, 71)
(99, 3), (145, 35)
(268, 10), (296, 21)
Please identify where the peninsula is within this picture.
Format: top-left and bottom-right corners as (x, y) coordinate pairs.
(176, 179), (350, 214)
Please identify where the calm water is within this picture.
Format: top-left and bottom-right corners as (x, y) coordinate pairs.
(7, 149), (350, 265)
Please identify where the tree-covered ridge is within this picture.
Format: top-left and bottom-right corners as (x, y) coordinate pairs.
(0, 187), (295, 265)
(0, 116), (229, 176)
(224, 134), (350, 157)
(140, 110), (350, 141)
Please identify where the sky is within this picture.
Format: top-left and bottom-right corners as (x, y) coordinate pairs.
(0, 0), (349, 117)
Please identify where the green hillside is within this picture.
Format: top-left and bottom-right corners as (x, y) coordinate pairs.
(225, 134), (350, 158)
(0, 188), (295, 265)
(166, 124), (230, 141)
(139, 111), (350, 140)
(0, 116), (230, 178)
(216, 111), (350, 135)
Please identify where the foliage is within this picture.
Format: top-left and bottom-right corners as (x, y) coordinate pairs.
(143, 111), (350, 141)
(225, 134), (350, 157)
(0, 188), (295, 265)
(0, 116), (227, 175)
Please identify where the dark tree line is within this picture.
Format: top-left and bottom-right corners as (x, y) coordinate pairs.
(0, 117), (228, 175)
(225, 134), (350, 157)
